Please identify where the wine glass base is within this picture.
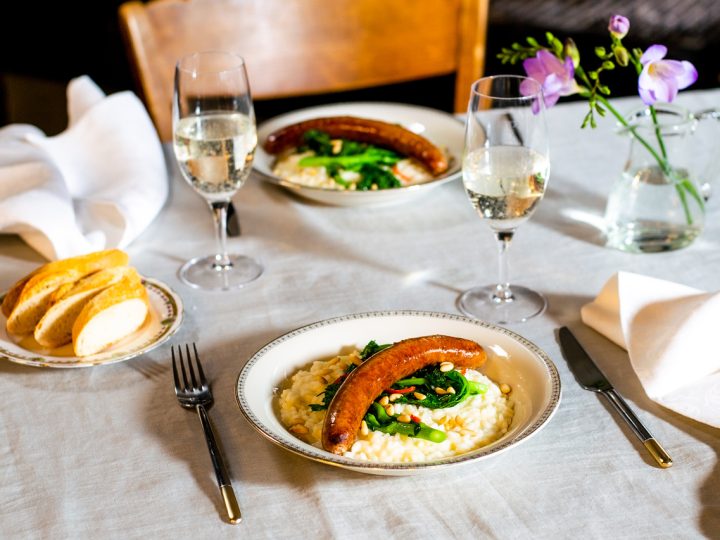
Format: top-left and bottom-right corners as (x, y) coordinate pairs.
(458, 285), (547, 324)
(180, 254), (262, 291)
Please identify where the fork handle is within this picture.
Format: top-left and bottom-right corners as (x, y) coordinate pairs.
(196, 405), (242, 524)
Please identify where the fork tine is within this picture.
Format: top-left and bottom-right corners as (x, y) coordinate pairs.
(178, 344), (189, 392)
(171, 345), (181, 392)
(186, 343), (198, 390)
(192, 343), (208, 388)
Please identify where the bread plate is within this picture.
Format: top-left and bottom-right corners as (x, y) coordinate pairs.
(254, 102), (464, 207)
(0, 277), (183, 368)
(236, 311), (561, 476)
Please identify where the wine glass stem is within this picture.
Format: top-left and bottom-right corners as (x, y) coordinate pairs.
(494, 230), (515, 303)
(209, 200), (233, 271)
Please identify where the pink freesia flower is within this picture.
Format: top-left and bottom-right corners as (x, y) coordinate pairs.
(608, 15), (630, 39)
(521, 50), (580, 109)
(638, 44), (697, 105)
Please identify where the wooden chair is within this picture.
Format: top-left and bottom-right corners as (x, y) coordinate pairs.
(119, 0), (490, 142)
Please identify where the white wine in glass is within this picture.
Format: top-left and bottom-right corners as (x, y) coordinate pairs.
(459, 75), (550, 323)
(173, 51), (262, 290)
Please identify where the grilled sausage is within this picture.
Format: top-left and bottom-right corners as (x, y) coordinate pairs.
(263, 116), (449, 175)
(321, 335), (487, 455)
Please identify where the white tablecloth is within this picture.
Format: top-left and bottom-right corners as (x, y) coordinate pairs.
(1, 90), (719, 539)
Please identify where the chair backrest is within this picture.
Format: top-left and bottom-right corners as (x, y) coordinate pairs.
(119, 0), (489, 141)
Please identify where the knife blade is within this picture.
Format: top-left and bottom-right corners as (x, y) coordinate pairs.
(558, 326), (672, 468)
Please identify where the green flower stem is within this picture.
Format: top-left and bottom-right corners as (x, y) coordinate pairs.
(649, 106), (669, 160)
(593, 94), (666, 168)
(591, 93), (701, 224)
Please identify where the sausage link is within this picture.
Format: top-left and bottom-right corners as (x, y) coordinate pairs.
(263, 116), (449, 175)
(321, 335), (486, 455)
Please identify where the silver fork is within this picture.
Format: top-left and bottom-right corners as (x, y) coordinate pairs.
(172, 343), (242, 524)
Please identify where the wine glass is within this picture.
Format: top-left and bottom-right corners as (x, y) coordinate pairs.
(173, 51), (262, 290)
(458, 75), (550, 324)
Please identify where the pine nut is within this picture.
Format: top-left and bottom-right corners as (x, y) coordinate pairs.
(446, 386), (456, 395)
(500, 383), (511, 394)
(379, 395), (389, 406)
(439, 361), (454, 372)
(434, 387), (446, 395)
(384, 404), (394, 416)
(413, 392), (427, 400)
(360, 420), (369, 436)
(389, 393), (403, 402)
(289, 424), (308, 434)
(397, 414), (411, 423)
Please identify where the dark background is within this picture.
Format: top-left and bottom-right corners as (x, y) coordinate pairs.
(1, 1), (718, 135)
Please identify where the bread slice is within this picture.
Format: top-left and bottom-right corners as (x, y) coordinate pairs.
(1, 275), (32, 318)
(4, 250), (130, 335)
(2, 249), (129, 318)
(34, 266), (135, 349)
(5, 269), (85, 335)
(72, 269), (149, 357)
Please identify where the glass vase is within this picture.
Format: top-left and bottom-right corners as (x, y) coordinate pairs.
(604, 104), (706, 253)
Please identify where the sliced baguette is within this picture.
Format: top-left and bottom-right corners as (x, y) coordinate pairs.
(2, 249), (129, 318)
(72, 269), (149, 357)
(34, 266), (136, 349)
(5, 269), (85, 335)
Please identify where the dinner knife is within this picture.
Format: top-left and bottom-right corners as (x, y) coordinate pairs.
(558, 326), (672, 468)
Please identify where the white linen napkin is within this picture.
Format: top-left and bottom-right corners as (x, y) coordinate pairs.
(581, 271), (720, 428)
(0, 76), (167, 260)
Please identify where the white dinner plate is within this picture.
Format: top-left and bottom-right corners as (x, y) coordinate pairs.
(236, 311), (561, 476)
(0, 277), (183, 368)
(254, 102), (464, 206)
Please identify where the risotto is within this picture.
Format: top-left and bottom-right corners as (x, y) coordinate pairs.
(278, 349), (514, 463)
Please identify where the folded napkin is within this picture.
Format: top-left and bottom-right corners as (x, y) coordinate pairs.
(581, 272), (720, 428)
(0, 76), (167, 260)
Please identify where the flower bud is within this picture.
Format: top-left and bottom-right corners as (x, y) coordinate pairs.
(608, 15), (630, 39)
(613, 46), (629, 67)
(564, 38), (580, 68)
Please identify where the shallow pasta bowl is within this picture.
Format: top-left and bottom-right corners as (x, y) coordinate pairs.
(254, 102), (464, 207)
(236, 311), (561, 476)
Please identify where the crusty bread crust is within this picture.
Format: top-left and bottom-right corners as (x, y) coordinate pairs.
(2, 249), (129, 319)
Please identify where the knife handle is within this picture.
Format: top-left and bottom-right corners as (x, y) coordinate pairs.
(601, 389), (673, 468)
(226, 202), (241, 237)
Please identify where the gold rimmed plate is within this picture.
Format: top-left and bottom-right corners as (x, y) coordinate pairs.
(236, 311), (561, 476)
(0, 277), (183, 368)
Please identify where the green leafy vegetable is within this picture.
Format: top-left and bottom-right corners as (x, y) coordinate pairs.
(360, 340), (391, 361)
(300, 129), (334, 155)
(298, 147), (400, 168)
(354, 163), (401, 190)
(388, 366), (487, 410)
(365, 403), (446, 443)
(296, 130), (404, 190)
